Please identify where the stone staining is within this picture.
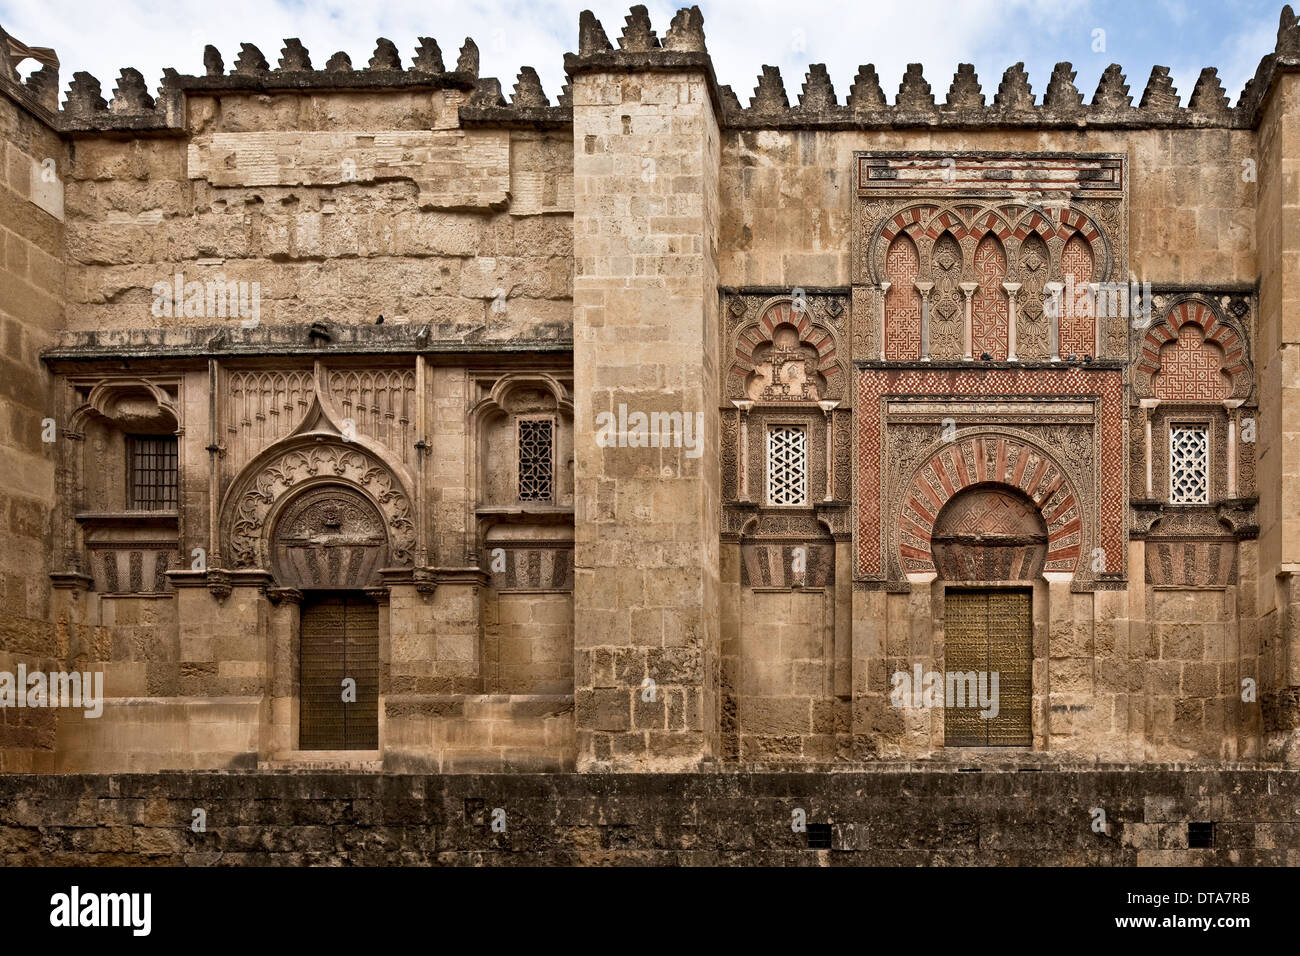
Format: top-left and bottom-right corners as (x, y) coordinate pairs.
(1059, 232), (1095, 358)
(970, 234), (1008, 360)
(1153, 323), (1232, 401)
(884, 234), (922, 360)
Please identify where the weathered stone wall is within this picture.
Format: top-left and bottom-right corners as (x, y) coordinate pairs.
(1, 769), (1296, 865)
(3, 4), (1300, 777)
(1255, 71), (1300, 762)
(63, 90), (572, 333)
(718, 127), (1256, 289)
(0, 92), (65, 770)
(571, 56), (722, 771)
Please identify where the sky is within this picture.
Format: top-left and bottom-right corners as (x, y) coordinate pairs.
(0, 0), (1286, 110)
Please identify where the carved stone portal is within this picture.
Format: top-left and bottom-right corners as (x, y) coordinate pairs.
(932, 485), (1048, 582)
(271, 486), (389, 589)
(222, 440), (415, 569)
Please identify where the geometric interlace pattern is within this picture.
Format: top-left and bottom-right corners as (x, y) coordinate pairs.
(1169, 425), (1209, 504)
(517, 418), (554, 501)
(767, 426), (808, 506)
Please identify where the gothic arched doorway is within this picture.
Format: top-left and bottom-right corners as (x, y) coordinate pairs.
(270, 484), (386, 751)
(934, 484), (1043, 748)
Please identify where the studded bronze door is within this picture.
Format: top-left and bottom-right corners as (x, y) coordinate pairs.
(299, 594), (379, 750)
(943, 589), (1032, 747)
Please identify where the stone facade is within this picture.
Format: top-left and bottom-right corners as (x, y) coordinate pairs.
(2, 6), (1300, 776)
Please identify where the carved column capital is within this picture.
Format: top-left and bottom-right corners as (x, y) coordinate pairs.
(265, 586), (304, 606)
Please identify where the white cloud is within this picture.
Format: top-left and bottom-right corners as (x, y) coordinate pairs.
(0, 0), (1278, 109)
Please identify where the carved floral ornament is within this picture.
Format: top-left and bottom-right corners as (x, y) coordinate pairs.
(221, 441), (415, 570)
(728, 296), (847, 403)
(218, 392), (416, 571)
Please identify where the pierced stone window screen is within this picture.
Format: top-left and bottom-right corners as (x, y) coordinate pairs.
(126, 435), (178, 511)
(1169, 425), (1209, 504)
(766, 425), (808, 506)
(517, 417), (554, 503)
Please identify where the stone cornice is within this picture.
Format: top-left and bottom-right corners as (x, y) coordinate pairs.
(41, 323), (574, 364)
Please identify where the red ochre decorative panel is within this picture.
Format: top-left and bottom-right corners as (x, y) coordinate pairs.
(898, 435), (1082, 575)
(884, 234), (922, 360)
(1152, 322), (1232, 401)
(971, 234), (1008, 360)
(855, 367), (1124, 579)
(1060, 232), (1095, 359)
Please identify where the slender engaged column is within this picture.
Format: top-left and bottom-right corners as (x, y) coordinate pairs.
(1140, 398), (1159, 498)
(877, 281), (890, 361)
(818, 400), (839, 501)
(734, 400), (753, 501)
(915, 281), (934, 361)
(1002, 282), (1021, 361)
(959, 282), (978, 360)
(1044, 281), (1064, 362)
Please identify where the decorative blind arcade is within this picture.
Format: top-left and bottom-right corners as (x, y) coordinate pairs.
(517, 418), (554, 502)
(127, 435), (178, 511)
(1169, 425), (1209, 504)
(767, 426), (808, 506)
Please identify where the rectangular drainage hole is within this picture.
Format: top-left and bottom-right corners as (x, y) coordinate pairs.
(1188, 822), (1216, 849)
(806, 823), (832, 849)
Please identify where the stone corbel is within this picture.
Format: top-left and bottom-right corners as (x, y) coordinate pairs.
(1044, 282), (1064, 361)
(265, 586), (304, 606)
(363, 586), (391, 605)
(959, 282), (979, 360)
(49, 571), (94, 591)
(206, 569), (233, 602)
(1002, 282), (1021, 361)
(914, 281), (934, 361)
(412, 566), (438, 595)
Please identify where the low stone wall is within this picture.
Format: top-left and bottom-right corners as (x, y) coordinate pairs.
(1, 768), (1296, 865)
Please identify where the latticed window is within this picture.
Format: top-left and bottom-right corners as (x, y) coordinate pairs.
(767, 425), (808, 506)
(127, 435), (178, 510)
(517, 418), (554, 502)
(1169, 425), (1209, 504)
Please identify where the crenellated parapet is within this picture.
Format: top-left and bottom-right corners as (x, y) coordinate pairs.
(723, 59), (1246, 129)
(1, 28), (570, 134)
(4, 5), (1300, 135)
